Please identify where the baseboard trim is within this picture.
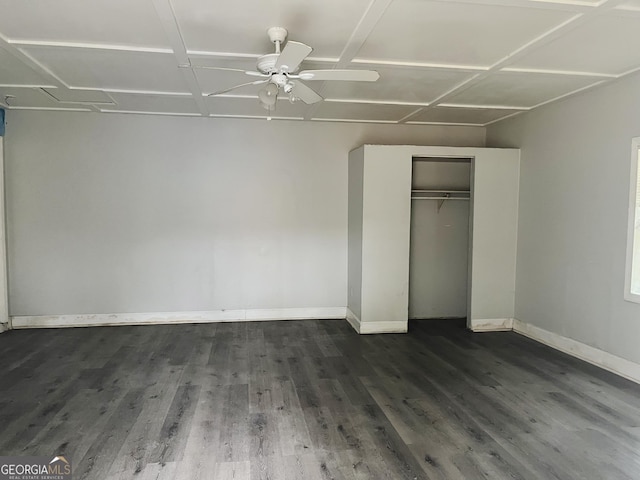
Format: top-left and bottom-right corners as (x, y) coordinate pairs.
(513, 319), (640, 385)
(469, 318), (514, 332)
(345, 308), (361, 333)
(344, 310), (407, 335)
(11, 307), (348, 329)
(359, 320), (408, 335)
(0, 322), (7, 333)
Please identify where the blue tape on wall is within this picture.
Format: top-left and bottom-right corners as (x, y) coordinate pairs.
(0, 109), (4, 136)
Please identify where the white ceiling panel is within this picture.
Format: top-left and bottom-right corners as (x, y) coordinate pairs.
(322, 65), (476, 104)
(511, 14), (640, 74)
(0, 47), (52, 86)
(195, 69), (262, 97)
(408, 106), (524, 125)
(529, 0), (602, 4)
(102, 93), (198, 114)
(312, 102), (417, 122)
(190, 57), (261, 96)
(205, 96), (310, 119)
(447, 71), (602, 107)
(22, 47), (189, 93)
(0, 87), (86, 109)
(188, 56), (260, 71)
(42, 89), (114, 104)
(548, 0), (603, 4)
(170, 0), (370, 57)
(0, 0), (169, 48)
(615, 1), (640, 11)
(356, 0), (574, 67)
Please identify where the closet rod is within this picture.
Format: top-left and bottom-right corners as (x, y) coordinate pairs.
(411, 197), (470, 200)
(411, 189), (470, 194)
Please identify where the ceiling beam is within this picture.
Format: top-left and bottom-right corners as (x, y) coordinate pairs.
(304, 0), (395, 120)
(151, 0), (209, 116)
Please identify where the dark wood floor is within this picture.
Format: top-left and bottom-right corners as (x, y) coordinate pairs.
(1, 319), (640, 479)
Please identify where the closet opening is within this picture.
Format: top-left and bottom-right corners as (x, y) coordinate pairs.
(409, 157), (472, 322)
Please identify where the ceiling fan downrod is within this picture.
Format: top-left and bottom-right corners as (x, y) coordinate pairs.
(267, 26), (288, 55)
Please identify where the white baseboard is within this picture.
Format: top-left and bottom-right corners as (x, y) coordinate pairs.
(513, 319), (640, 385)
(346, 308), (361, 333)
(345, 309), (407, 334)
(0, 322), (7, 333)
(11, 307), (348, 329)
(469, 318), (514, 332)
(410, 316), (465, 320)
(359, 320), (408, 334)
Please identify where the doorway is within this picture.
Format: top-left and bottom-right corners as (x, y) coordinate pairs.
(409, 157), (471, 320)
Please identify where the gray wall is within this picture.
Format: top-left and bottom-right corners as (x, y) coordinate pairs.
(0, 137), (6, 331)
(487, 71), (640, 364)
(4, 110), (484, 316)
(360, 145), (414, 332)
(347, 146), (364, 320)
(468, 149), (520, 324)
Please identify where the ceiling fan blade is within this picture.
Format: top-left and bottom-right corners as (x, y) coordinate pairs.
(298, 69), (380, 82)
(188, 66), (267, 77)
(207, 79), (269, 96)
(184, 66), (243, 73)
(290, 81), (323, 104)
(275, 41), (313, 73)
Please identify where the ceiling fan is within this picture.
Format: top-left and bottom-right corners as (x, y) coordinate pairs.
(196, 27), (380, 111)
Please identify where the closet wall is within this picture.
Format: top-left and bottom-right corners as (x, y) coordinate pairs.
(347, 145), (519, 334)
(409, 159), (470, 319)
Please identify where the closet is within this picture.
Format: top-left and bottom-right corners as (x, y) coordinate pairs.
(347, 145), (519, 335)
(410, 157), (471, 320)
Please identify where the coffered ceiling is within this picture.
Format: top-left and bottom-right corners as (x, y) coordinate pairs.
(1, 0), (639, 126)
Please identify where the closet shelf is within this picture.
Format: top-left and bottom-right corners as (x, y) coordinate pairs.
(411, 189), (470, 212)
(411, 189), (470, 201)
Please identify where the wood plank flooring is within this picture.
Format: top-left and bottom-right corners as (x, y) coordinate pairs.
(1, 319), (640, 479)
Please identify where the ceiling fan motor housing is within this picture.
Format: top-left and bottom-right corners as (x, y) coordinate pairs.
(257, 53), (279, 74)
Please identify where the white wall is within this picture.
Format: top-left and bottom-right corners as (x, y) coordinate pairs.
(4, 110), (484, 318)
(409, 160), (470, 319)
(0, 137), (7, 332)
(487, 70), (640, 365)
(347, 146), (364, 320)
(360, 146), (413, 332)
(468, 149), (520, 325)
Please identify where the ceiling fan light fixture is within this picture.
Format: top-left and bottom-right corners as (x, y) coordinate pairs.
(265, 83), (278, 97)
(259, 98), (271, 110)
(258, 85), (278, 106)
